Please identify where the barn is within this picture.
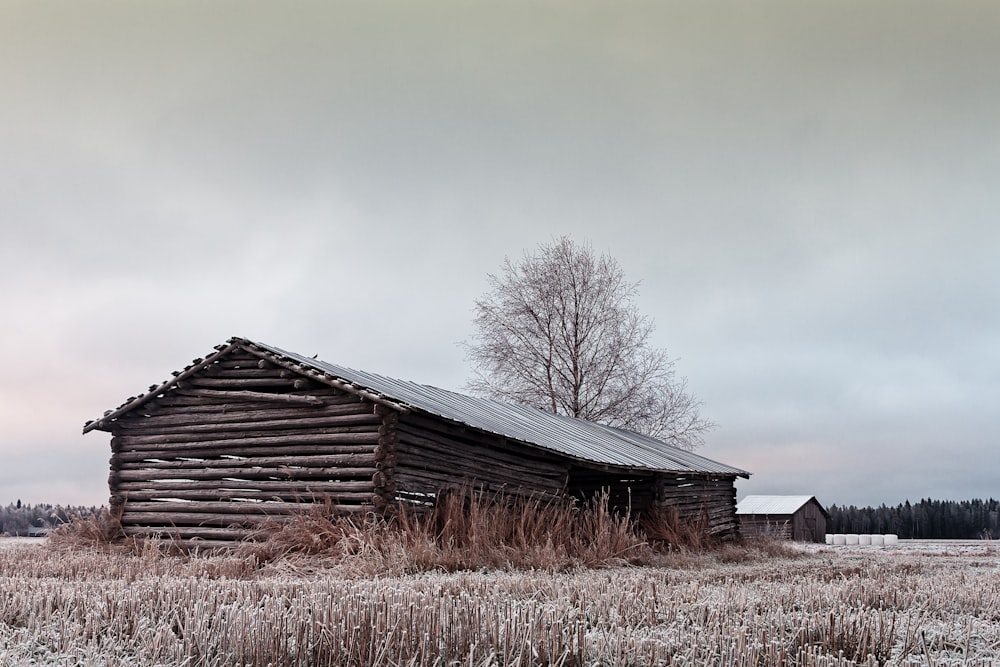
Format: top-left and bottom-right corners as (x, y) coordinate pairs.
(83, 337), (750, 547)
(736, 495), (828, 542)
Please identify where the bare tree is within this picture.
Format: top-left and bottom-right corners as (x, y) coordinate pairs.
(464, 237), (713, 450)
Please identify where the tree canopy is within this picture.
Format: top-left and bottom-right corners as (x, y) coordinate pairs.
(464, 237), (712, 450)
(826, 498), (1000, 539)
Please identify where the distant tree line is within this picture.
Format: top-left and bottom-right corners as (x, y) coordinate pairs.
(827, 498), (1000, 539)
(0, 501), (101, 537)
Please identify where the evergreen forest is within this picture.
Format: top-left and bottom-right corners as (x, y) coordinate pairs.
(0, 502), (100, 537)
(826, 498), (1000, 539)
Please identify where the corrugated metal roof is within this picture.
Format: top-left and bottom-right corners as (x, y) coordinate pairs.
(736, 495), (819, 515)
(246, 338), (749, 477)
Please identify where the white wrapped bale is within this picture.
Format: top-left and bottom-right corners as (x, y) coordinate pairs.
(870, 534), (885, 546)
(846, 534), (860, 545)
(825, 534), (833, 544)
(833, 534), (847, 545)
(859, 534), (872, 545)
(884, 534), (898, 545)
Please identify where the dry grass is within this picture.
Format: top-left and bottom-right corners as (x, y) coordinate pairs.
(639, 505), (717, 552)
(237, 491), (811, 574)
(1, 540), (999, 665)
(47, 492), (798, 573)
(23, 498), (995, 664)
(236, 490), (655, 573)
(47, 507), (124, 550)
(717, 534), (805, 563)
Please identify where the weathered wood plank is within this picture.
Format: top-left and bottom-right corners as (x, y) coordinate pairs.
(147, 392), (365, 411)
(202, 367), (288, 379)
(84, 344), (242, 434)
(185, 377), (301, 389)
(120, 501), (304, 514)
(116, 431), (381, 450)
(394, 449), (565, 491)
(395, 448), (565, 489)
(117, 479), (374, 495)
(216, 360), (263, 369)
(392, 467), (564, 497)
(116, 466), (378, 483)
(116, 444), (378, 461)
(121, 525), (259, 540)
(175, 388), (325, 406)
(118, 487), (375, 503)
(235, 345), (408, 414)
(117, 403), (373, 428)
(117, 414), (383, 437)
(118, 454), (377, 471)
(120, 511), (283, 526)
(395, 426), (566, 477)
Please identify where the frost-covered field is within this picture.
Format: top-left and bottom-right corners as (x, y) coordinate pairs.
(802, 539), (1000, 557)
(1, 540), (998, 666)
(0, 537), (45, 548)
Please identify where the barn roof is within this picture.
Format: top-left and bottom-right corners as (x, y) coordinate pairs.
(84, 336), (750, 478)
(736, 495), (827, 516)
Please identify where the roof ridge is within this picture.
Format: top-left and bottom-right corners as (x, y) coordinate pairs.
(85, 336), (750, 478)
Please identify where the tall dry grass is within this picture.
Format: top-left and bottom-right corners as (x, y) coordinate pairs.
(47, 506), (123, 549)
(242, 490), (653, 573)
(51, 490), (787, 573)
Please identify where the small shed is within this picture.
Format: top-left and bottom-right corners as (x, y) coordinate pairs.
(84, 337), (750, 547)
(736, 495), (828, 542)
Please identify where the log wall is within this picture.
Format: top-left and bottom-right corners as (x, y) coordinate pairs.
(740, 503), (827, 542)
(391, 418), (740, 541)
(656, 474), (740, 540)
(100, 344), (741, 546)
(566, 468), (658, 513)
(107, 350), (388, 547)
(392, 413), (569, 503)
(738, 516), (793, 540)
(567, 469), (740, 540)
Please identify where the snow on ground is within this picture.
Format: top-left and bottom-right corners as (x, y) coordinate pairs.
(0, 537), (46, 548)
(797, 539), (1000, 558)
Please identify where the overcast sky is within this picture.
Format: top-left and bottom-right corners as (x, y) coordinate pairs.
(2, 1), (997, 510)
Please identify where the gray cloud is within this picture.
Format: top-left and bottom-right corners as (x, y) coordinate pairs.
(2, 1), (998, 507)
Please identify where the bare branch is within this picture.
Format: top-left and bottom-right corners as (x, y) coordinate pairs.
(462, 237), (714, 450)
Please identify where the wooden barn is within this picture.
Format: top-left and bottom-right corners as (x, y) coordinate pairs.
(736, 495), (828, 542)
(84, 337), (750, 547)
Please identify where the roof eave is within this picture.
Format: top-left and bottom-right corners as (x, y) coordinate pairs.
(244, 337), (751, 477)
(84, 336), (752, 479)
(233, 337), (409, 414)
(82, 341), (244, 434)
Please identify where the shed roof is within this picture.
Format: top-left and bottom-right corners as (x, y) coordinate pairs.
(736, 495), (826, 516)
(84, 336), (750, 478)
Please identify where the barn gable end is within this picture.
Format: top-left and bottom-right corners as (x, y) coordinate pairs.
(736, 495), (829, 542)
(93, 345), (397, 544)
(85, 337), (750, 547)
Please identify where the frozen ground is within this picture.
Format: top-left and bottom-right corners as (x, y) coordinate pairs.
(0, 536), (45, 548)
(797, 538), (1000, 558)
(2, 538), (999, 665)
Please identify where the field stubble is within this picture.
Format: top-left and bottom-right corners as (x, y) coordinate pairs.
(1, 539), (999, 666)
